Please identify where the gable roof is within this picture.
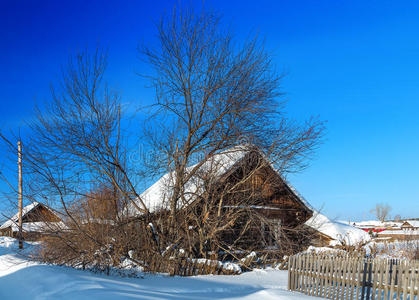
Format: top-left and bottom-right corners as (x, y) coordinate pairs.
(126, 146), (312, 216)
(402, 220), (419, 228)
(0, 202), (59, 230)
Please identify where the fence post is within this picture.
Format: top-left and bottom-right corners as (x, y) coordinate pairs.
(288, 255), (292, 290)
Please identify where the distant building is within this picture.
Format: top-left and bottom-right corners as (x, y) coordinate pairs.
(0, 202), (62, 240)
(351, 220), (401, 233)
(400, 220), (419, 231)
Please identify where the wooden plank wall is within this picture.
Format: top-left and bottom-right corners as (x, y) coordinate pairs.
(288, 254), (418, 300)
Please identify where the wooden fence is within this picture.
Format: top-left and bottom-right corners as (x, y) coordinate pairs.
(288, 254), (418, 300)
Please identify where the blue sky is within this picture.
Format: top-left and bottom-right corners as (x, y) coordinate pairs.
(0, 0), (418, 221)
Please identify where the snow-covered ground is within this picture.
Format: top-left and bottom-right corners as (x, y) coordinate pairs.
(0, 237), (321, 300)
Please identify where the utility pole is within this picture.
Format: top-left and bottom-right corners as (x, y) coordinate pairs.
(18, 141), (23, 249)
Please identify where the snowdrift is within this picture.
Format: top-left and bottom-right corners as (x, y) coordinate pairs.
(305, 211), (371, 246)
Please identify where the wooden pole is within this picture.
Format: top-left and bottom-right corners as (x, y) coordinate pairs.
(18, 141), (23, 249)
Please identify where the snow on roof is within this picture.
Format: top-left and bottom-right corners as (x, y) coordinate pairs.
(402, 220), (419, 228)
(352, 220), (401, 228)
(377, 229), (419, 235)
(0, 202), (41, 230)
(126, 147), (248, 215)
(126, 146), (311, 216)
(306, 211), (371, 246)
(8, 221), (67, 233)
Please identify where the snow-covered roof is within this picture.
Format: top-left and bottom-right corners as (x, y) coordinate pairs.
(352, 220), (401, 228)
(126, 146), (311, 216)
(377, 229), (419, 235)
(305, 211), (371, 246)
(0, 202), (60, 231)
(402, 220), (419, 228)
(7, 221), (67, 233)
(0, 202), (41, 230)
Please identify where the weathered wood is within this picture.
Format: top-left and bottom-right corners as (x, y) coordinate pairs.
(332, 257), (340, 300)
(302, 255), (307, 294)
(309, 255), (314, 296)
(357, 258), (363, 300)
(327, 258), (333, 299)
(389, 259), (396, 300)
(322, 258), (328, 298)
(402, 260), (409, 300)
(345, 258), (351, 300)
(340, 258), (347, 300)
(378, 259), (384, 299)
(371, 260), (378, 300)
(383, 260), (390, 300)
(288, 256), (292, 290)
(412, 261), (419, 300)
(316, 256), (321, 296)
(288, 254), (418, 300)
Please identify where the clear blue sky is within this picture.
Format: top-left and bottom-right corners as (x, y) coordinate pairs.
(1, 0), (418, 221)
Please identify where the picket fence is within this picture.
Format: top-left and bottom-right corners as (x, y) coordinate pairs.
(288, 254), (418, 300)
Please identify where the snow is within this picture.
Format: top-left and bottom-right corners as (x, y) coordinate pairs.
(126, 147), (249, 215)
(0, 202), (40, 230)
(364, 240), (419, 259)
(377, 229), (419, 235)
(303, 246), (345, 255)
(5, 221), (67, 233)
(305, 211), (371, 246)
(0, 237), (322, 300)
(0, 202), (63, 234)
(351, 220), (402, 228)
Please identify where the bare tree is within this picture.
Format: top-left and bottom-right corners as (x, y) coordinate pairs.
(129, 6), (324, 261)
(139, 6), (323, 232)
(1, 5), (324, 273)
(0, 48), (152, 269)
(370, 203), (392, 222)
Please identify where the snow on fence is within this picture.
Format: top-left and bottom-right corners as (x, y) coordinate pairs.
(288, 254), (418, 300)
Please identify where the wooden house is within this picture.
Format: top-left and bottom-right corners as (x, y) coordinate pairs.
(127, 146), (314, 252)
(0, 202), (62, 240)
(400, 220), (419, 231)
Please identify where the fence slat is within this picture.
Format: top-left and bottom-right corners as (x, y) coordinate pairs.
(402, 260), (408, 300)
(332, 257), (340, 300)
(378, 259), (384, 300)
(389, 259), (396, 300)
(288, 256), (292, 290)
(319, 258), (326, 298)
(348, 258), (356, 300)
(340, 258), (347, 300)
(344, 257), (350, 300)
(371, 260), (378, 300)
(292, 255), (297, 291)
(328, 258), (334, 300)
(310, 255), (315, 296)
(356, 258), (363, 300)
(383, 260), (390, 300)
(345, 258), (351, 300)
(413, 261), (419, 300)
